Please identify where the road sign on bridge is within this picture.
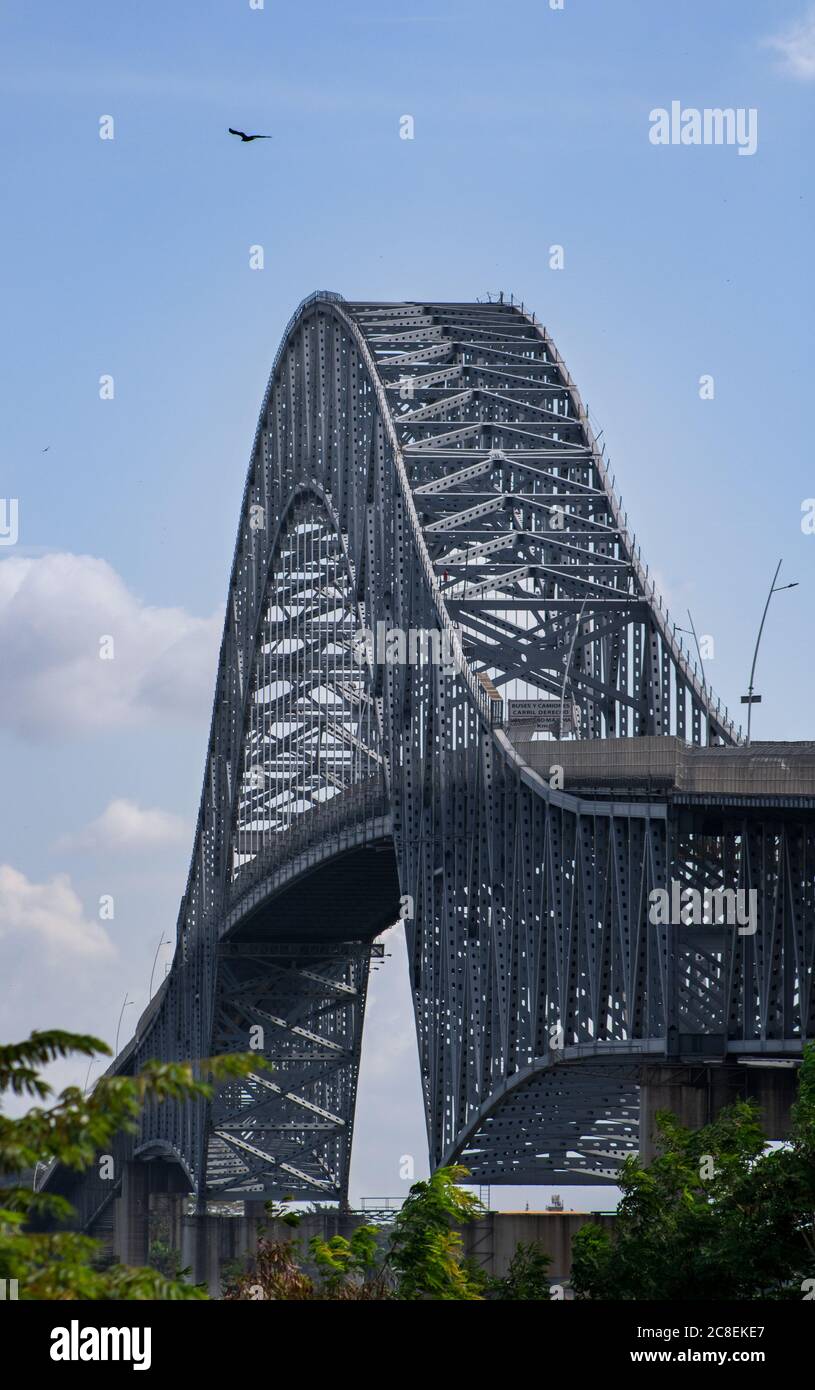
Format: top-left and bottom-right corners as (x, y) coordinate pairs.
(508, 698), (580, 735)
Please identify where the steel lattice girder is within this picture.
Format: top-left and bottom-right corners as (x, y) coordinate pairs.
(45, 294), (815, 1228)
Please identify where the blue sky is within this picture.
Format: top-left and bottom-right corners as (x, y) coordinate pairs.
(0, 0), (812, 1207)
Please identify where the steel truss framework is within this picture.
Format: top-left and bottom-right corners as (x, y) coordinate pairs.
(49, 294), (815, 1229)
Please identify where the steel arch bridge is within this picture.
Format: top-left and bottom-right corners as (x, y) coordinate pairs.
(48, 293), (815, 1229)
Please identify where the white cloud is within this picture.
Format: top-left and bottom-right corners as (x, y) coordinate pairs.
(56, 799), (189, 854)
(0, 864), (114, 959)
(765, 6), (815, 79)
(0, 553), (221, 738)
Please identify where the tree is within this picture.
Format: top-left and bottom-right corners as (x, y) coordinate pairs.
(309, 1224), (385, 1299)
(387, 1164), (486, 1300)
(226, 1167), (487, 1300)
(224, 1203), (387, 1301)
(0, 1029), (260, 1300)
(148, 1207), (186, 1283)
(489, 1240), (553, 1300)
(571, 1043), (815, 1301)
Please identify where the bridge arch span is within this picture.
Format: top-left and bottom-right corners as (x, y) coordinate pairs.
(48, 295), (815, 1229)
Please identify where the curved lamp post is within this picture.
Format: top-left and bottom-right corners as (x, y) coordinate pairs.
(560, 594), (588, 739)
(149, 934), (171, 1000)
(114, 994), (134, 1059)
(676, 609), (706, 687)
(741, 560), (798, 744)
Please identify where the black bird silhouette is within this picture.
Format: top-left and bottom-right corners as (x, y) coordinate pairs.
(228, 128), (272, 143)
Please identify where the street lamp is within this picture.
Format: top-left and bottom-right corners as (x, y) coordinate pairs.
(676, 610), (706, 686)
(149, 933), (172, 1000)
(741, 560), (798, 744)
(560, 594), (588, 739)
(114, 994), (134, 1058)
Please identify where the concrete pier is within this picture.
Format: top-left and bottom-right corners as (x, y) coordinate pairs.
(112, 1162), (150, 1267)
(462, 1210), (616, 1284)
(639, 1062), (798, 1164)
(155, 1204), (614, 1296)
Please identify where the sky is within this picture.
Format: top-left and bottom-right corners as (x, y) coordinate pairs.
(0, 0), (813, 1209)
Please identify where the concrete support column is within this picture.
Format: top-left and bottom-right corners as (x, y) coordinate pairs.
(462, 1211), (617, 1283)
(148, 1192), (186, 1272)
(167, 1193), (185, 1255)
(181, 1213), (214, 1291)
(244, 1199), (268, 1236)
(194, 1213), (212, 1291)
(113, 1161), (150, 1267)
(746, 1067), (799, 1139)
(639, 1063), (798, 1165)
(180, 1214), (197, 1285)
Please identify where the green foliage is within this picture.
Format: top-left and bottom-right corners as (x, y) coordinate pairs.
(148, 1206), (186, 1283)
(387, 1164), (486, 1300)
(220, 1256), (245, 1294)
(489, 1240), (552, 1300)
(264, 1198), (301, 1229)
(0, 1030), (261, 1300)
(309, 1225), (385, 1297)
(226, 1166), (490, 1300)
(224, 1230), (315, 1301)
(13, 1024), (814, 1303)
(572, 1044), (815, 1301)
(225, 1205), (388, 1300)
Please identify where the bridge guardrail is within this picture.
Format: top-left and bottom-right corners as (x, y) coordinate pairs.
(228, 774), (390, 908)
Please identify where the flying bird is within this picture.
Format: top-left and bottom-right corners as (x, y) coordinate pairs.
(228, 128), (272, 143)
